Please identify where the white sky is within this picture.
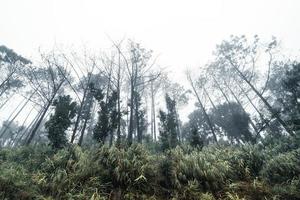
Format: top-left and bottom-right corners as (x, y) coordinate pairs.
(1, 0), (300, 70)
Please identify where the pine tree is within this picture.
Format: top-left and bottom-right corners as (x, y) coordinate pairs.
(134, 91), (147, 143)
(189, 127), (203, 149)
(158, 94), (179, 151)
(158, 110), (170, 151)
(45, 95), (77, 149)
(91, 83), (118, 144)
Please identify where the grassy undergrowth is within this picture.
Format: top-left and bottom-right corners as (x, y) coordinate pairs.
(0, 142), (299, 200)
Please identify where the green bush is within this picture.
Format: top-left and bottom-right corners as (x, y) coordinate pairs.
(0, 140), (299, 199)
(261, 148), (300, 184)
(95, 144), (157, 197)
(227, 145), (265, 180)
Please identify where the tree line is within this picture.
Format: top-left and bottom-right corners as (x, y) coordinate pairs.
(0, 35), (299, 150)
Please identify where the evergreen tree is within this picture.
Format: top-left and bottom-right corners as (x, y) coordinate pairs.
(211, 102), (254, 144)
(280, 63), (300, 132)
(189, 127), (203, 149)
(158, 110), (170, 151)
(45, 95), (77, 149)
(133, 91), (147, 143)
(158, 94), (179, 151)
(91, 83), (118, 144)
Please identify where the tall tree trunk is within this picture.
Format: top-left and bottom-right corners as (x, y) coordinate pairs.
(135, 94), (142, 143)
(9, 106), (35, 147)
(78, 90), (94, 146)
(223, 79), (259, 139)
(0, 93), (15, 110)
(15, 109), (43, 147)
(203, 87), (217, 110)
(150, 82), (154, 140)
(229, 59), (294, 136)
(25, 80), (64, 145)
(0, 70), (16, 90)
(150, 81), (157, 141)
(116, 53), (121, 146)
(235, 80), (269, 140)
(211, 75), (231, 103)
(25, 100), (51, 145)
(212, 75), (259, 141)
(174, 106), (181, 142)
(153, 99), (157, 142)
(187, 73), (219, 145)
(70, 87), (88, 143)
(0, 91), (35, 140)
(128, 80), (135, 145)
(78, 116), (88, 146)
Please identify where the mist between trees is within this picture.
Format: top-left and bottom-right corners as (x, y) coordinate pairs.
(0, 35), (299, 200)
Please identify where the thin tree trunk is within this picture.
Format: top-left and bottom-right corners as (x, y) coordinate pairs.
(128, 80), (134, 145)
(135, 94), (142, 143)
(9, 105), (35, 147)
(0, 93), (15, 110)
(235, 81), (269, 140)
(0, 70), (16, 90)
(187, 73), (219, 145)
(0, 91), (35, 140)
(150, 83), (154, 140)
(116, 53), (121, 146)
(78, 93), (94, 146)
(25, 100), (51, 145)
(70, 87), (88, 143)
(203, 87), (217, 110)
(229, 59), (294, 136)
(223, 79), (259, 139)
(15, 109), (43, 147)
(211, 75), (231, 103)
(174, 106), (181, 142)
(25, 80), (64, 145)
(78, 116), (89, 146)
(153, 99), (157, 142)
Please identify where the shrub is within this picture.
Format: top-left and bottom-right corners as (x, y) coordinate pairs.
(261, 148), (300, 184)
(227, 145), (265, 180)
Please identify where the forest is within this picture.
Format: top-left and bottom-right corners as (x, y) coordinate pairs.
(0, 35), (299, 200)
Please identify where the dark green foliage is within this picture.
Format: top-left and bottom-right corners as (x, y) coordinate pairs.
(276, 63), (300, 132)
(158, 110), (170, 151)
(228, 145), (265, 180)
(211, 102), (254, 143)
(189, 127), (204, 149)
(1, 140), (300, 199)
(45, 95), (77, 149)
(0, 45), (31, 65)
(158, 94), (179, 151)
(182, 108), (214, 144)
(261, 148), (300, 184)
(91, 83), (118, 144)
(133, 91), (147, 143)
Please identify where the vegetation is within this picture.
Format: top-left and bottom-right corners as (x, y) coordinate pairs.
(0, 35), (300, 199)
(0, 139), (299, 199)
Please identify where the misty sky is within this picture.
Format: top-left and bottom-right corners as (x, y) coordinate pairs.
(1, 0), (300, 73)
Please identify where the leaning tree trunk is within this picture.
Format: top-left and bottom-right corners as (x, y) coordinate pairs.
(0, 91), (35, 141)
(25, 80), (64, 145)
(9, 105), (35, 147)
(223, 79), (259, 141)
(187, 73), (219, 145)
(17, 109), (43, 147)
(212, 75), (259, 142)
(228, 59), (295, 136)
(70, 87), (88, 143)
